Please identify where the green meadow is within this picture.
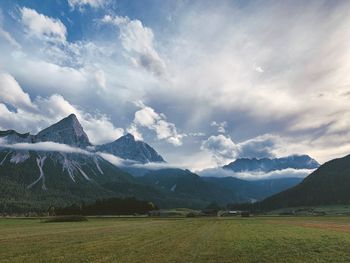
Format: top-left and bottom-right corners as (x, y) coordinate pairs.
(1, 216), (350, 263)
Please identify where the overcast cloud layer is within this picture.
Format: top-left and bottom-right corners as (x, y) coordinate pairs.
(0, 0), (350, 170)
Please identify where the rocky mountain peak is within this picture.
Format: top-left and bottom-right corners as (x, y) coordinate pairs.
(120, 133), (135, 142)
(35, 114), (91, 148)
(96, 133), (165, 163)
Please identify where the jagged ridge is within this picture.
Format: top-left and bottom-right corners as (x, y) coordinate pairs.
(223, 155), (319, 173)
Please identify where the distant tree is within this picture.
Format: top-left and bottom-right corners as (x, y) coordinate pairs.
(55, 197), (157, 216)
(47, 206), (56, 216)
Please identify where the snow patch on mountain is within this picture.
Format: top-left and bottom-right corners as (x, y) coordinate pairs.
(171, 184), (177, 192)
(94, 156), (104, 175)
(27, 156), (47, 190)
(0, 151), (11, 165)
(76, 166), (90, 181)
(10, 152), (30, 164)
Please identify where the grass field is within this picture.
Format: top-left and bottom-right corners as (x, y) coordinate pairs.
(1, 216), (350, 263)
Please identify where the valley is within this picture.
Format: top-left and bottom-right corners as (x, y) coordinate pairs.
(0, 114), (317, 213)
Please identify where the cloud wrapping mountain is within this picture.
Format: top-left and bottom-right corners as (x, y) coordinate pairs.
(201, 134), (281, 165)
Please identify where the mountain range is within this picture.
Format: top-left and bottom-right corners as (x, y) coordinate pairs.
(0, 114), (326, 213)
(223, 155), (319, 173)
(257, 154), (350, 210)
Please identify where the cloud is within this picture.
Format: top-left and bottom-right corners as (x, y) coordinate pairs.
(0, 72), (36, 111)
(198, 167), (314, 180)
(0, 72), (123, 144)
(201, 134), (238, 164)
(20, 7), (67, 42)
(129, 103), (184, 146)
(0, 26), (20, 49)
(94, 69), (106, 90)
(238, 134), (280, 159)
(126, 124), (143, 141)
(96, 152), (127, 167)
(0, 9), (20, 48)
(141, 0), (350, 165)
(254, 66), (264, 73)
(98, 151), (176, 170)
(0, 141), (91, 154)
(68, 0), (108, 10)
(80, 113), (124, 145)
(35, 94), (125, 144)
(201, 134), (281, 165)
(210, 121), (227, 133)
(101, 15), (166, 76)
(6, 53), (108, 96)
(2, 1), (350, 169)
(97, 152), (176, 170)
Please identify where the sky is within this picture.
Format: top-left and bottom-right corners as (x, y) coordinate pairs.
(0, 0), (350, 170)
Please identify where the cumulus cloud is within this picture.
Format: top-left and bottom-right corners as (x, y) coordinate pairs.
(198, 167), (314, 180)
(238, 134), (280, 159)
(201, 134), (281, 165)
(129, 103), (184, 146)
(20, 7), (67, 42)
(101, 15), (166, 76)
(0, 72), (123, 144)
(201, 135), (238, 164)
(80, 113), (124, 145)
(0, 72), (36, 111)
(126, 123), (143, 141)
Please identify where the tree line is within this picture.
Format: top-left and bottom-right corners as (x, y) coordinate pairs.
(55, 197), (158, 216)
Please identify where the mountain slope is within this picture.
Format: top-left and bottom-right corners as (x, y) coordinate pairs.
(259, 154), (350, 210)
(136, 168), (241, 206)
(96, 133), (165, 163)
(0, 149), (138, 212)
(0, 115), (238, 211)
(203, 176), (303, 202)
(0, 115), (168, 212)
(223, 155), (319, 172)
